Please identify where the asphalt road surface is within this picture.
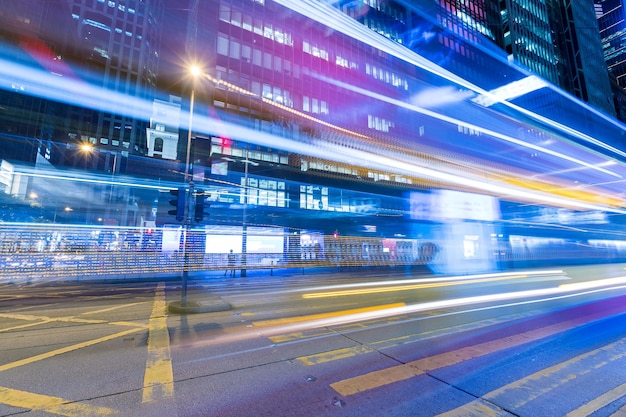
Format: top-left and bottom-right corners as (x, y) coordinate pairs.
(1, 264), (626, 416)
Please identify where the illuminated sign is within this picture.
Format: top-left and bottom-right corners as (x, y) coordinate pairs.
(410, 190), (500, 221)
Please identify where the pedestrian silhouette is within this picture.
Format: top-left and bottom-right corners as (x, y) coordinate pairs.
(225, 249), (236, 277)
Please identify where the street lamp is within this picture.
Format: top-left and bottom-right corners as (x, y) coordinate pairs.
(241, 147), (249, 278)
(179, 64), (201, 306)
(185, 64), (201, 182)
(167, 63), (231, 314)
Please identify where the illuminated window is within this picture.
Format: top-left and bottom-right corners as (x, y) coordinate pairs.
(217, 34), (228, 56)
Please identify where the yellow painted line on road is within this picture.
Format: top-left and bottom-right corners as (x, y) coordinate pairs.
(0, 319), (53, 333)
(302, 275), (527, 298)
(299, 345), (375, 366)
(252, 303), (406, 327)
(437, 337), (626, 416)
(0, 386), (117, 416)
(0, 327), (143, 373)
(566, 380), (626, 417)
(142, 283), (174, 403)
(330, 311), (610, 397)
(0, 313), (147, 331)
(270, 329), (333, 344)
(0, 313), (66, 321)
(296, 313), (532, 366)
(81, 302), (147, 315)
(0, 312), (107, 325)
(609, 403), (626, 417)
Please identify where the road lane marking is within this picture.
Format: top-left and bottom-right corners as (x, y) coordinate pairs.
(142, 283), (174, 403)
(437, 337), (626, 416)
(330, 306), (622, 396)
(296, 312), (538, 366)
(81, 302), (147, 315)
(0, 386), (117, 416)
(0, 327), (143, 372)
(0, 319), (53, 332)
(609, 402), (626, 417)
(0, 312), (107, 324)
(252, 303), (405, 327)
(566, 380), (626, 417)
(299, 345), (375, 366)
(270, 329), (334, 344)
(0, 313), (147, 331)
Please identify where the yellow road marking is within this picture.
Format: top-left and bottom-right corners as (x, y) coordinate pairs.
(252, 303), (406, 327)
(296, 313), (527, 366)
(566, 380), (626, 417)
(438, 337), (626, 416)
(330, 311), (610, 397)
(0, 319), (53, 332)
(270, 329), (332, 344)
(0, 327), (143, 373)
(609, 403), (626, 417)
(302, 275), (528, 298)
(142, 283), (174, 403)
(81, 302), (147, 315)
(0, 386), (117, 416)
(299, 345), (375, 366)
(0, 313), (64, 321)
(0, 312), (107, 324)
(0, 313), (146, 332)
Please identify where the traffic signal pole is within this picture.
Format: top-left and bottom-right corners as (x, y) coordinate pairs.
(180, 181), (194, 306)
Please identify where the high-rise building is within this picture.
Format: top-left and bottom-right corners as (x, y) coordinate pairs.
(331, 0), (615, 118)
(0, 0), (165, 170)
(65, 0), (164, 160)
(595, 0), (626, 120)
(549, 0), (614, 116)
(496, 0), (559, 84)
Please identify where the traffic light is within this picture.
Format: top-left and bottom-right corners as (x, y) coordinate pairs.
(193, 191), (210, 222)
(168, 187), (186, 221)
(194, 196), (204, 222)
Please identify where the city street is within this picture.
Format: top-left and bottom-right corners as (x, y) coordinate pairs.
(1, 265), (626, 416)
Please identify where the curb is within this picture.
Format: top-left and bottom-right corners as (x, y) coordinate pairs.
(167, 297), (232, 314)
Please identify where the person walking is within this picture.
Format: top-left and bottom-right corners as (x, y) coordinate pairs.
(225, 249), (236, 277)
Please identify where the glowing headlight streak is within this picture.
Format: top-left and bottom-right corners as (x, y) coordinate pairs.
(0, 57), (153, 123)
(559, 276), (626, 291)
(202, 7), (626, 202)
(179, 274), (626, 348)
(473, 75), (549, 107)
(295, 270), (566, 293)
(166, 73), (626, 210)
(287, 276), (626, 331)
(186, 112), (626, 213)
(14, 168), (170, 191)
(2, 40), (624, 210)
(277, 1), (626, 161)
(303, 275), (544, 299)
(310, 70), (621, 179)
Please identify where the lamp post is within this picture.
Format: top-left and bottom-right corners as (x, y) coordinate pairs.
(179, 64), (201, 306)
(104, 151), (119, 223)
(241, 146), (249, 278)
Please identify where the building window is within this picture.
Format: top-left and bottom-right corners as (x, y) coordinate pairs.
(154, 137), (164, 152)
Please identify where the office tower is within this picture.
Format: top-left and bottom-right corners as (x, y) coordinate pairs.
(549, 0), (614, 116)
(595, 0), (626, 120)
(0, 0), (165, 170)
(65, 0), (164, 163)
(495, 0), (559, 84)
(332, 0), (615, 118)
